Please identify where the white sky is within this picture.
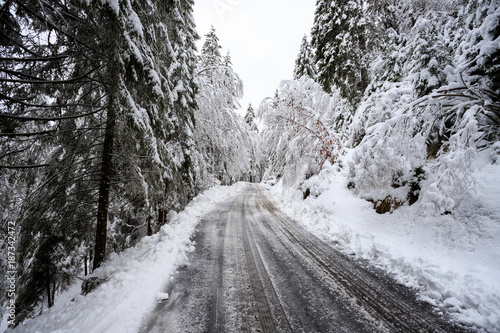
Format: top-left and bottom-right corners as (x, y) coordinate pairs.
(193, 0), (316, 114)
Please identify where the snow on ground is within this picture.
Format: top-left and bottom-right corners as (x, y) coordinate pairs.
(10, 183), (246, 333)
(7, 151), (500, 332)
(266, 148), (500, 332)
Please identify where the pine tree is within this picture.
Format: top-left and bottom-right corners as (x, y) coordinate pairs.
(243, 103), (262, 183)
(311, 0), (371, 102)
(1, 0), (200, 322)
(92, 0), (200, 268)
(0, 0), (119, 321)
(347, 0), (500, 214)
(113, 0), (199, 232)
(201, 26), (222, 68)
(194, 27), (258, 187)
(293, 35), (316, 79)
(244, 104), (259, 132)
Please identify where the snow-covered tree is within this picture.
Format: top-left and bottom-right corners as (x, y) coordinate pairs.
(348, 0), (500, 214)
(0, 0), (199, 323)
(265, 0), (498, 216)
(113, 0), (199, 234)
(311, 0), (371, 102)
(0, 1), (117, 320)
(244, 104), (259, 132)
(200, 26), (222, 68)
(259, 77), (342, 187)
(293, 35), (316, 79)
(193, 28), (259, 187)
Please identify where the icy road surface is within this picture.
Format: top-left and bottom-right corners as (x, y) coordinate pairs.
(140, 184), (467, 333)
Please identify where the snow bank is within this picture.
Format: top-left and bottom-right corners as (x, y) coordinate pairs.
(267, 149), (500, 332)
(11, 184), (244, 333)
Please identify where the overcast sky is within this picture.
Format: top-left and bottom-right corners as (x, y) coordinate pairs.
(193, 0), (316, 114)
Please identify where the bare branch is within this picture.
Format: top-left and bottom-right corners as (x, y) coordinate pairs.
(0, 67), (98, 84)
(13, 0), (101, 55)
(0, 107), (105, 122)
(0, 30), (42, 57)
(0, 130), (57, 137)
(0, 146), (30, 160)
(0, 55), (69, 62)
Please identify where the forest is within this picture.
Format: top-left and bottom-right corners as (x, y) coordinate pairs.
(1, 0), (499, 329)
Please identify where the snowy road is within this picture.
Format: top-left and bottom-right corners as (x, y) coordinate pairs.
(140, 183), (466, 333)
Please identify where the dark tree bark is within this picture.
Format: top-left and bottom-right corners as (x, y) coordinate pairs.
(46, 271), (52, 308)
(93, 82), (117, 270)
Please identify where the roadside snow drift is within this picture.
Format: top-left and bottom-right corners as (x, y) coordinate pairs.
(268, 149), (500, 332)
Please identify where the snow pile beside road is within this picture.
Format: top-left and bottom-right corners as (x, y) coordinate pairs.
(267, 149), (500, 332)
(12, 184), (243, 333)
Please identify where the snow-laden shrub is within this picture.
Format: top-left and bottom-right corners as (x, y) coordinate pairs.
(349, 86), (427, 205)
(419, 105), (481, 213)
(348, 0), (499, 214)
(350, 83), (498, 214)
(348, 82), (415, 147)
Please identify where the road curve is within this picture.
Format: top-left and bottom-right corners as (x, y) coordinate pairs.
(140, 183), (469, 333)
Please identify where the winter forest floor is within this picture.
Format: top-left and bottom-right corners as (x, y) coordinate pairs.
(7, 166), (500, 332)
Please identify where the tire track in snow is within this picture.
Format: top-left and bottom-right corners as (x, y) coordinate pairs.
(256, 186), (468, 333)
(140, 183), (472, 332)
(238, 193), (293, 333)
(212, 199), (229, 332)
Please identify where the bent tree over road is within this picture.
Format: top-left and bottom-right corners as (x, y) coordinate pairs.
(141, 184), (468, 333)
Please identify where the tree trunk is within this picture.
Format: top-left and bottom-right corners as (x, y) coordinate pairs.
(46, 271), (53, 308)
(157, 178), (170, 227)
(51, 280), (56, 307)
(93, 91), (116, 270)
(147, 217), (153, 236)
(358, 33), (369, 95)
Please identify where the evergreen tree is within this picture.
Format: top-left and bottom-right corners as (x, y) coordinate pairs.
(114, 0), (199, 232)
(243, 103), (262, 182)
(311, 0), (371, 102)
(200, 26), (222, 68)
(244, 104), (259, 132)
(1, 0), (199, 323)
(193, 27), (258, 187)
(90, 0), (199, 267)
(347, 0), (500, 214)
(0, 0), (120, 321)
(293, 35), (316, 79)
